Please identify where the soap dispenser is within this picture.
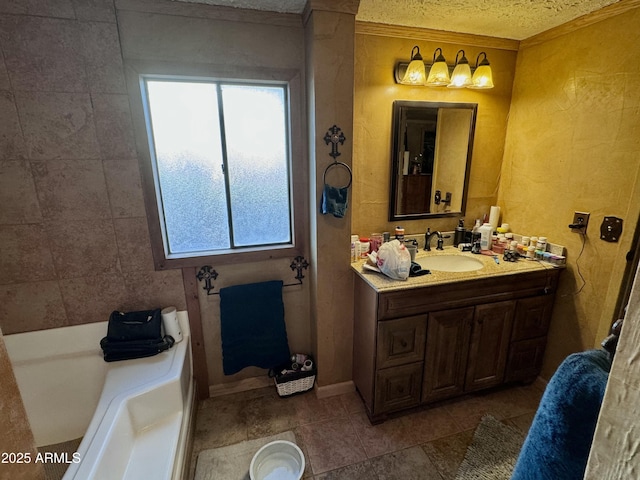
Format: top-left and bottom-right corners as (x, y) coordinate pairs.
(454, 218), (465, 247)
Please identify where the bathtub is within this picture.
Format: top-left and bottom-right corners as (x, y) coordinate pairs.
(5, 311), (194, 480)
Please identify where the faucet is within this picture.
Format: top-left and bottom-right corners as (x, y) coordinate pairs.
(424, 228), (444, 251)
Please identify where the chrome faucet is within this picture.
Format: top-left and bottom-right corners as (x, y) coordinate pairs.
(424, 228), (445, 251)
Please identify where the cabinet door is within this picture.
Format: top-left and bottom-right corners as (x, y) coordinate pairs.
(374, 362), (423, 415)
(511, 295), (554, 341)
(505, 337), (547, 383)
(377, 315), (427, 369)
(422, 307), (474, 403)
(465, 301), (515, 392)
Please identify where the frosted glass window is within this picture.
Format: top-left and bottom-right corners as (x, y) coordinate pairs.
(142, 78), (292, 257)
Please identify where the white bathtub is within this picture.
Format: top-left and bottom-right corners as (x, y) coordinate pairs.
(5, 311), (194, 480)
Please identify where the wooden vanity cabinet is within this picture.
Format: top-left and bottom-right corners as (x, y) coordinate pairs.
(353, 269), (560, 423)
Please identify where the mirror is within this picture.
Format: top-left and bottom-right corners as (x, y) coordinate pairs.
(389, 101), (477, 220)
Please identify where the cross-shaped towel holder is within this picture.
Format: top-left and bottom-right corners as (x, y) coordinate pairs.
(196, 256), (310, 296)
(322, 125), (352, 189)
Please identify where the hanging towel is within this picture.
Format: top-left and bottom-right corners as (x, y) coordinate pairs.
(219, 280), (291, 375)
(321, 184), (348, 218)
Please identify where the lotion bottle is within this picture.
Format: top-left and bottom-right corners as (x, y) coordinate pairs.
(478, 222), (493, 251)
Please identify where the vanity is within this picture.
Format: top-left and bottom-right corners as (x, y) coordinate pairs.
(352, 248), (562, 423)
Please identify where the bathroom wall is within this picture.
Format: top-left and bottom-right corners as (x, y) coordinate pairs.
(0, 0), (186, 335)
(352, 28), (518, 237)
(499, 6), (640, 378)
(0, 329), (44, 480)
(0, 0), (353, 395)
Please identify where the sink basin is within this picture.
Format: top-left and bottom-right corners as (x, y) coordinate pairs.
(417, 255), (484, 272)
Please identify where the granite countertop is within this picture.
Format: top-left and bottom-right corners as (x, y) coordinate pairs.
(351, 246), (562, 293)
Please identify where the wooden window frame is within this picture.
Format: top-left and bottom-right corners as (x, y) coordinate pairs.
(126, 61), (306, 269)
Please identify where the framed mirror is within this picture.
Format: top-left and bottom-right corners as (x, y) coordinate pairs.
(389, 101), (477, 220)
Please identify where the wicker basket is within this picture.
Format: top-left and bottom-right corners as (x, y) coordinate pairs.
(273, 357), (316, 397)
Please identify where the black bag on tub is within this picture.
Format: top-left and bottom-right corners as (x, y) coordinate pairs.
(100, 309), (174, 362)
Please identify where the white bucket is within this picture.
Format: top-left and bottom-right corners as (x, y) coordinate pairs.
(249, 440), (305, 480)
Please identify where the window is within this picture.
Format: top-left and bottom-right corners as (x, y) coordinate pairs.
(140, 77), (294, 261)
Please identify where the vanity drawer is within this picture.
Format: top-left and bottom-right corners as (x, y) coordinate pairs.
(374, 362), (423, 415)
(377, 315), (427, 369)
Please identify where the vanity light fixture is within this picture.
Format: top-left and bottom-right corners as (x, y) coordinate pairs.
(447, 50), (472, 88)
(394, 47), (494, 89)
(400, 46), (427, 85)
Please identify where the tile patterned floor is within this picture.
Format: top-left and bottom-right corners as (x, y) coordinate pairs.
(190, 383), (543, 479)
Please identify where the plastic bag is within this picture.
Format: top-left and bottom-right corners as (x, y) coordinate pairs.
(375, 239), (411, 280)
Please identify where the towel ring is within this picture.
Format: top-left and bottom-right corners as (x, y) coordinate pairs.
(323, 161), (352, 189)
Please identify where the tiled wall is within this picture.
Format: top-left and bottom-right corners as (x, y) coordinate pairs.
(0, 0), (186, 335)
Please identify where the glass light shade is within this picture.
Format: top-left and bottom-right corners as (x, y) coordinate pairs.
(401, 59), (426, 85)
(470, 64), (494, 89)
(448, 63), (472, 88)
(447, 50), (472, 88)
(425, 48), (450, 86)
(400, 46), (426, 85)
(469, 52), (494, 89)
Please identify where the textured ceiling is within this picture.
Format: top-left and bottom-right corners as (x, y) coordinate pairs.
(174, 0), (621, 40)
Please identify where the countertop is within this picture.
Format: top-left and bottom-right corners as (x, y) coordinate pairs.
(351, 246), (562, 293)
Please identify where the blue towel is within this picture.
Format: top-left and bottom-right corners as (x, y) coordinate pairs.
(219, 280), (290, 375)
(321, 184), (348, 218)
(511, 349), (611, 480)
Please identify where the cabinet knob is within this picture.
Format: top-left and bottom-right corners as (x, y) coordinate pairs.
(397, 385), (405, 393)
(400, 339), (408, 348)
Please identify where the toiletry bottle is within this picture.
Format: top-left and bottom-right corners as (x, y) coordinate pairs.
(351, 235), (359, 262)
(359, 237), (370, 258)
(394, 226), (405, 242)
(478, 222), (493, 251)
(471, 219), (482, 254)
(454, 218), (466, 247)
(536, 236), (547, 252)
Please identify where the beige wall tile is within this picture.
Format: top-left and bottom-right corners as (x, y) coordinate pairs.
(0, 281), (68, 334)
(59, 273), (129, 325)
(103, 157), (146, 217)
(0, 15), (87, 92)
(118, 9), (304, 68)
(122, 270), (187, 311)
(15, 92), (101, 160)
(0, 50), (10, 90)
(79, 21), (127, 94)
(0, 160), (42, 224)
(92, 93), (137, 158)
(0, 0), (75, 18)
(45, 218), (119, 279)
(113, 217), (155, 272)
(0, 225), (56, 285)
(31, 159), (111, 221)
(71, 0), (116, 22)
(0, 90), (27, 159)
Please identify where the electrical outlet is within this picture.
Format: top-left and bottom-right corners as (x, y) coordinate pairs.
(570, 211), (590, 233)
